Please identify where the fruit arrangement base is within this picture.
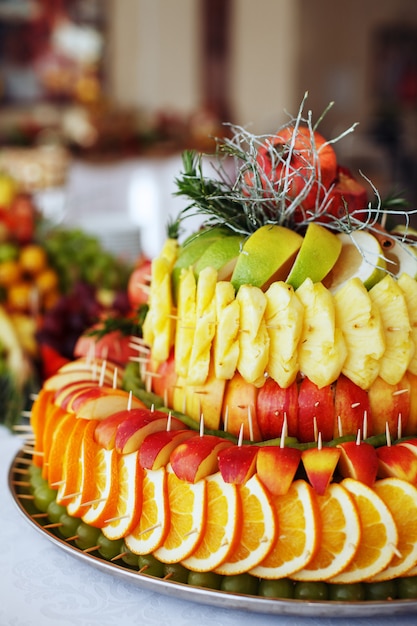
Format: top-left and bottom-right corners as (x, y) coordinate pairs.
(9, 447), (417, 619)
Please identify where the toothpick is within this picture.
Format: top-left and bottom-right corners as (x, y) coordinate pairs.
(363, 410), (368, 440)
(43, 522), (64, 529)
(247, 406), (254, 442)
(99, 360), (107, 386)
(166, 411), (172, 432)
(20, 410), (32, 419)
(356, 429), (361, 445)
(313, 416), (318, 442)
(127, 390), (132, 411)
(223, 405), (229, 433)
(280, 414), (288, 449)
(397, 413), (402, 440)
(199, 414), (205, 437)
(237, 424), (244, 446)
(83, 545), (101, 553)
(113, 367), (118, 389)
(317, 432), (323, 450)
(104, 514), (131, 524)
(137, 522), (161, 536)
(385, 422), (392, 447)
(337, 415), (343, 438)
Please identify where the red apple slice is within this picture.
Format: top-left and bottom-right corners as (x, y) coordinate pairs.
(150, 348), (177, 406)
(256, 377), (298, 440)
(139, 429), (197, 470)
(54, 380), (102, 410)
(334, 374), (372, 438)
(256, 445), (302, 495)
(301, 442), (341, 495)
(368, 375), (410, 439)
(217, 444), (259, 484)
(72, 387), (146, 420)
(336, 440), (378, 486)
(169, 434), (232, 483)
(222, 372), (262, 441)
(377, 444), (417, 483)
(297, 377), (335, 443)
(114, 409), (184, 454)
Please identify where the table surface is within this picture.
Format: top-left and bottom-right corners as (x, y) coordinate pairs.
(2, 426), (417, 626)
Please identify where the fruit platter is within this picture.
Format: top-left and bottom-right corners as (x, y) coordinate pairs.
(9, 97), (417, 617)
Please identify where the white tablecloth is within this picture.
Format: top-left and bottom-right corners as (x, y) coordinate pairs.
(1, 426), (417, 626)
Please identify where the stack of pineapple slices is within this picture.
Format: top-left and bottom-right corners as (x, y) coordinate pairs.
(143, 237), (417, 399)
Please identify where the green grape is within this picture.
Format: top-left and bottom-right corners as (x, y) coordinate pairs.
(164, 562), (189, 584)
(138, 554), (165, 578)
(187, 571), (223, 590)
(293, 581), (329, 601)
(220, 573), (259, 596)
(28, 463), (42, 479)
(47, 500), (67, 524)
(33, 484), (57, 512)
(258, 578), (294, 599)
(29, 469), (47, 492)
(120, 542), (139, 568)
(97, 534), (123, 561)
(328, 583), (365, 602)
(74, 522), (101, 551)
(58, 513), (80, 539)
(364, 579), (398, 601)
(398, 576), (417, 599)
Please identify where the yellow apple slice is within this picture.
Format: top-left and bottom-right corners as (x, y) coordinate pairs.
(231, 224), (303, 291)
(286, 222), (342, 289)
(324, 230), (386, 292)
(193, 234), (245, 280)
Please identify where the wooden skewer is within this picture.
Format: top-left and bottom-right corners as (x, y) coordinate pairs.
(13, 424), (33, 432)
(385, 421), (392, 447)
(363, 410), (368, 440)
(83, 545), (101, 553)
(137, 522), (161, 536)
(32, 512), (49, 519)
(280, 414), (288, 448)
(12, 480), (31, 487)
(397, 413), (403, 440)
(110, 552), (129, 562)
(43, 522), (64, 529)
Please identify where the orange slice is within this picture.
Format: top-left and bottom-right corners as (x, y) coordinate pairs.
(153, 465), (207, 564)
(56, 418), (90, 506)
(41, 404), (68, 480)
(292, 482), (361, 581)
(251, 479), (320, 579)
(330, 478), (398, 583)
(66, 420), (100, 517)
(30, 388), (56, 467)
(182, 472), (240, 572)
(101, 451), (143, 540)
(215, 474), (276, 575)
(368, 477), (417, 581)
(81, 447), (119, 528)
(48, 412), (77, 487)
(125, 467), (169, 555)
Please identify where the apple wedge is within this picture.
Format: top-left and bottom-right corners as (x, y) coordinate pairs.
(301, 443), (341, 495)
(231, 224), (303, 291)
(169, 434), (232, 483)
(376, 444), (417, 483)
(54, 380), (102, 410)
(334, 374), (372, 438)
(217, 444), (259, 484)
(286, 222), (342, 289)
(256, 377), (298, 440)
(114, 409), (184, 454)
(193, 234), (245, 280)
(222, 372), (262, 442)
(71, 387), (147, 420)
(336, 440), (379, 486)
(139, 429), (197, 470)
(256, 445), (301, 495)
(297, 377), (335, 443)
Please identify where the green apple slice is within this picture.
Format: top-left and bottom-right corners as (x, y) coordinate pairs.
(323, 230), (387, 292)
(231, 224), (303, 291)
(286, 222), (342, 289)
(193, 234), (245, 280)
(172, 226), (229, 298)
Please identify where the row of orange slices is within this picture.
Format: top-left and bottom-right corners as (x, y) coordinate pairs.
(28, 366), (417, 587)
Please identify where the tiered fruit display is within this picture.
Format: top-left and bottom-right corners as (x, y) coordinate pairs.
(24, 101), (417, 602)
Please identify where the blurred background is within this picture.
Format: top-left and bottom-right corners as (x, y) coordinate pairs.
(0, 0), (417, 257)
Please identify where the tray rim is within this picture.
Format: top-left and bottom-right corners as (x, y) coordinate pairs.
(8, 447), (417, 619)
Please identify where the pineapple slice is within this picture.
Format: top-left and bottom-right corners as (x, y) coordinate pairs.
(160, 237), (179, 267)
(174, 267), (197, 378)
(187, 266), (218, 385)
(264, 281), (303, 387)
(236, 284), (269, 387)
(398, 272), (417, 375)
(142, 255), (175, 362)
(334, 277), (385, 389)
(213, 281), (240, 379)
(369, 274), (414, 384)
(296, 278), (347, 387)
